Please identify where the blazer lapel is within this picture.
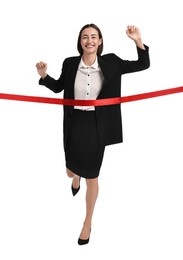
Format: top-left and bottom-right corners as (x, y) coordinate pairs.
(67, 56), (81, 99)
(98, 55), (111, 83)
(97, 55), (112, 98)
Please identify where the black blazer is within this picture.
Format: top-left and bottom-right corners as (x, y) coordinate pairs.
(39, 45), (150, 149)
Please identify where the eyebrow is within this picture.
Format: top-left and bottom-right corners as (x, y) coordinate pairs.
(82, 33), (97, 37)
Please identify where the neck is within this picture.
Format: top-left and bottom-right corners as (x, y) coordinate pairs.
(82, 54), (97, 66)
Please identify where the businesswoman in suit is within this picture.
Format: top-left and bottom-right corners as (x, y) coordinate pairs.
(36, 23), (150, 245)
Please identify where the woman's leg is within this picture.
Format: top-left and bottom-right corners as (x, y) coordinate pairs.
(79, 177), (99, 239)
(66, 168), (80, 188)
(66, 168), (99, 240)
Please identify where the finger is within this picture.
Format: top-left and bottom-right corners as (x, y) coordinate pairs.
(40, 62), (46, 68)
(36, 62), (47, 69)
(127, 25), (134, 33)
(131, 25), (135, 32)
(36, 62), (41, 68)
(36, 64), (42, 70)
(127, 25), (131, 31)
(134, 27), (139, 32)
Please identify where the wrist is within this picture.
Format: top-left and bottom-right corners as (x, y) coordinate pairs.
(134, 39), (145, 49)
(41, 73), (47, 79)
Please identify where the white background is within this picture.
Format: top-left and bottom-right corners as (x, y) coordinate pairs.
(0, 0), (183, 259)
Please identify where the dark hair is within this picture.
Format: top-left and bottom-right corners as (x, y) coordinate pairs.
(77, 23), (103, 55)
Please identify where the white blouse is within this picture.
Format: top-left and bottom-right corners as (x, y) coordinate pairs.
(74, 57), (104, 110)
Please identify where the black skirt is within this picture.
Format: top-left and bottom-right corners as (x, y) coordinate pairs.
(65, 109), (105, 179)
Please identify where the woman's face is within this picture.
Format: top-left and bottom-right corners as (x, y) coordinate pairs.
(80, 27), (102, 55)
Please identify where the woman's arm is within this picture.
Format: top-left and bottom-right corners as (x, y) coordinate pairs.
(36, 61), (65, 93)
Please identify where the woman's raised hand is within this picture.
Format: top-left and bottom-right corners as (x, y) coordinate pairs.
(36, 61), (47, 79)
(126, 25), (145, 49)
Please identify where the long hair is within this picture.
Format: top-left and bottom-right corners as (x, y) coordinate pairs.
(77, 23), (103, 55)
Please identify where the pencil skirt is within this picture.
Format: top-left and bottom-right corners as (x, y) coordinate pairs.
(65, 109), (105, 179)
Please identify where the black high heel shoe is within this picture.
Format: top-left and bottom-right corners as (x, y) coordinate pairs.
(78, 229), (91, 245)
(71, 177), (81, 196)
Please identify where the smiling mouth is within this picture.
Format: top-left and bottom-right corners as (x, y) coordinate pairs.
(85, 45), (95, 48)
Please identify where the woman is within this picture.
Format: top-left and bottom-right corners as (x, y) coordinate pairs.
(36, 23), (150, 245)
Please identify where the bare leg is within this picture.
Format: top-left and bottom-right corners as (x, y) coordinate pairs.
(66, 168), (80, 188)
(79, 177), (99, 239)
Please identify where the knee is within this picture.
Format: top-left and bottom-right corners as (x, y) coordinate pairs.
(86, 177), (98, 187)
(66, 168), (75, 178)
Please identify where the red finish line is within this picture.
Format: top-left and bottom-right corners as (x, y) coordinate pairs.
(0, 86), (183, 106)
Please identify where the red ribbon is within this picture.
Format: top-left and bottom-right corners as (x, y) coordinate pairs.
(0, 86), (183, 106)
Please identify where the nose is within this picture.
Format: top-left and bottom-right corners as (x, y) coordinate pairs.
(87, 36), (93, 43)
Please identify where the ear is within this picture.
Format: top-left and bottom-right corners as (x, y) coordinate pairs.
(99, 38), (102, 46)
